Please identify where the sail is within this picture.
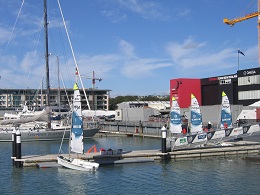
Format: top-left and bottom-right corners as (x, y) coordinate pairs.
(0, 108), (50, 125)
(220, 91), (232, 128)
(170, 96), (182, 133)
(70, 83), (84, 154)
(190, 94), (203, 133)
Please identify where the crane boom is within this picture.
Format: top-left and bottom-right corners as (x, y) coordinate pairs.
(223, 11), (258, 26)
(223, 0), (260, 67)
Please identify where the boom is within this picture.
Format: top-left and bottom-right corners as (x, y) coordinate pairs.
(223, 0), (260, 66)
(223, 11), (258, 26)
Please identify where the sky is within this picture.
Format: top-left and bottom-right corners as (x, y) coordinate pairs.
(0, 0), (259, 97)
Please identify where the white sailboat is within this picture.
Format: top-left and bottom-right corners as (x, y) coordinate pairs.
(57, 82), (99, 171)
(220, 91), (243, 138)
(190, 94), (203, 133)
(207, 91), (242, 143)
(187, 94), (207, 144)
(169, 96), (182, 134)
(220, 91), (232, 129)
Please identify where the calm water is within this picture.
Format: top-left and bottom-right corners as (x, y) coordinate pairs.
(0, 136), (260, 195)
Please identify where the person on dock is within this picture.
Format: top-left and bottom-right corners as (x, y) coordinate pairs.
(207, 121), (212, 130)
(224, 122), (228, 129)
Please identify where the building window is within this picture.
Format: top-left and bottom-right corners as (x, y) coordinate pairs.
(238, 75), (260, 86)
(219, 79), (231, 85)
(238, 90), (260, 100)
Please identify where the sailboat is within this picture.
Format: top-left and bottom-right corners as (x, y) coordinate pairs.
(220, 91), (243, 138)
(220, 91), (232, 129)
(168, 94), (206, 149)
(190, 94), (203, 134)
(169, 96), (182, 134)
(206, 91), (244, 144)
(186, 94), (207, 144)
(206, 91), (228, 142)
(57, 82), (99, 171)
(0, 0), (100, 141)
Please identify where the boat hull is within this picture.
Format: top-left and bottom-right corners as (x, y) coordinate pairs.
(0, 127), (100, 142)
(57, 156), (99, 171)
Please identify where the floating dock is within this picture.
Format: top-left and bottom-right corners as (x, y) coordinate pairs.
(15, 141), (260, 168)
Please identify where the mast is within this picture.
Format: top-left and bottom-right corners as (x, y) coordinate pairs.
(57, 56), (61, 114)
(44, 0), (51, 128)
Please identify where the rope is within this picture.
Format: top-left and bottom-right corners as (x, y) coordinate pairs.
(57, 0), (91, 110)
(2, 0), (24, 56)
(240, 0), (256, 16)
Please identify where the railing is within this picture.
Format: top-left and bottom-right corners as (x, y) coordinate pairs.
(99, 121), (166, 136)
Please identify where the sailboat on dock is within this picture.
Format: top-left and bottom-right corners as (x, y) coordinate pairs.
(169, 96), (182, 134)
(57, 82), (99, 171)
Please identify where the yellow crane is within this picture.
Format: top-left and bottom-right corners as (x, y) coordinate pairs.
(223, 0), (260, 66)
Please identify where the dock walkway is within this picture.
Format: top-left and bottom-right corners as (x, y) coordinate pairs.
(16, 141), (260, 168)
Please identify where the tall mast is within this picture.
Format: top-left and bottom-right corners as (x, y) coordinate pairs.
(44, 0), (51, 127)
(57, 56), (61, 114)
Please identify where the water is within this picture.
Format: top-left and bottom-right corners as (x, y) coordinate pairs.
(1, 136), (260, 195)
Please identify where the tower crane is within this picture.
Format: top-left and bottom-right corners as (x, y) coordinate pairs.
(85, 71), (102, 110)
(223, 0), (260, 66)
(85, 71), (102, 89)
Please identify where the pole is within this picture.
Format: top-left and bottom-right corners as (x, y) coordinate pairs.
(57, 56), (61, 114)
(15, 129), (22, 168)
(161, 125), (167, 153)
(12, 128), (16, 165)
(44, 0), (51, 129)
(237, 49), (240, 70)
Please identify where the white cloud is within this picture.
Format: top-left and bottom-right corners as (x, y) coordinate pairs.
(177, 8), (191, 17)
(166, 37), (206, 61)
(116, 0), (169, 20)
(0, 26), (12, 45)
(101, 10), (127, 23)
(118, 39), (172, 77)
(164, 36), (258, 77)
(121, 58), (172, 78)
(119, 40), (136, 58)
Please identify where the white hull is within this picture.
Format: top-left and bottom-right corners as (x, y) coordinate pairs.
(169, 125), (260, 149)
(57, 156), (99, 171)
(0, 127), (99, 142)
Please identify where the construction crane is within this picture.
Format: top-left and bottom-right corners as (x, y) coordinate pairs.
(85, 71), (102, 110)
(84, 71), (102, 89)
(223, 0), (260, 66)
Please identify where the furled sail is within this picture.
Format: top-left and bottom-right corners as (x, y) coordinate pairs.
(0, 107), (51, 125)
(70, 83), (84, 154)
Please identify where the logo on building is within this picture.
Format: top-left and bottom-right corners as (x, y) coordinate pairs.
(243, 70), (256, 76)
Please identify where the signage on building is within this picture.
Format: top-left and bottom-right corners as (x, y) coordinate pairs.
(243, 70), (256, 76)
(238, 67), (260, 77)
(208, 74), (237, 85)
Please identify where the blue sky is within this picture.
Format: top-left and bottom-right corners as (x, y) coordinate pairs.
(0, 0), (258, 97)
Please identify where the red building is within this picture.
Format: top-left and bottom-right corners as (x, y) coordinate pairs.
(170, 78), (201, 108)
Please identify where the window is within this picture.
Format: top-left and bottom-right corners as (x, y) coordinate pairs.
(238, 90), (260, 100)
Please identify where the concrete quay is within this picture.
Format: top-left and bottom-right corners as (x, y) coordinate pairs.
(16, 141), (260, 168)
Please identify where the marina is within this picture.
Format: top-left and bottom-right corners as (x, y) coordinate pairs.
(1, 1), (260, 193)
(10, 131), (260, 168)
(18, 143), (260, 168)
(1, 136), (260, 194)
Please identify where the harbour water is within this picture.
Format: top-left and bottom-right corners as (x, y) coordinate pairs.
(1, 136), (260, 195)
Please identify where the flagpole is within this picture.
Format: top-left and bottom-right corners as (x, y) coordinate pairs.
(237, 48), (239, 70)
